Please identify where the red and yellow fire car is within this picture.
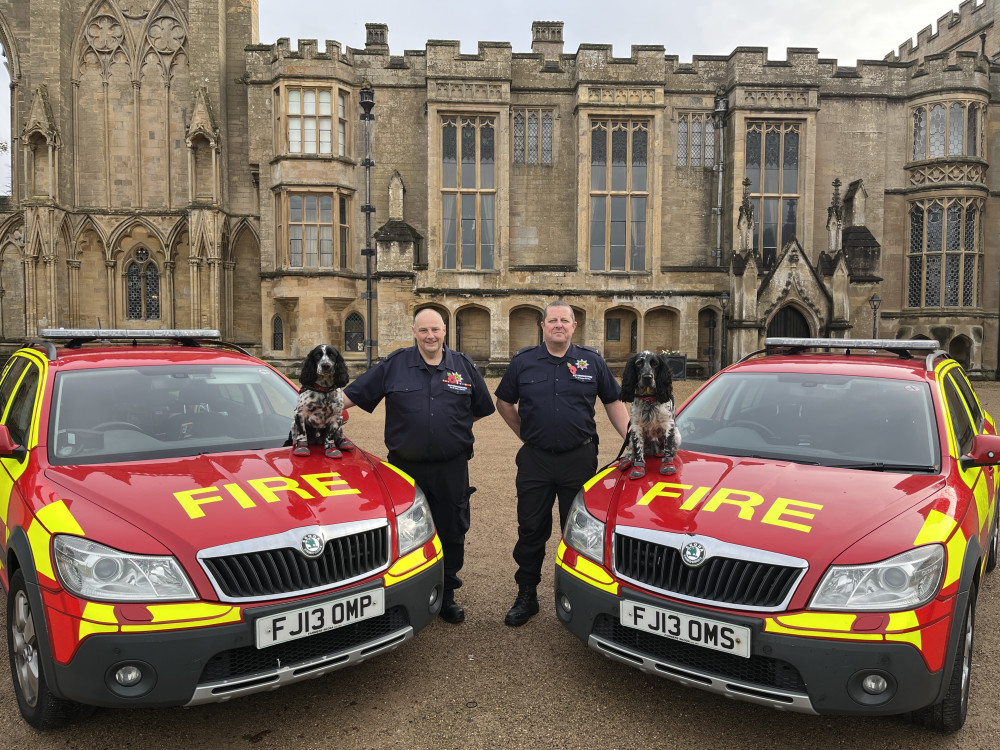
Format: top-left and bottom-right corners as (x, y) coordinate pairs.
(556, 338), (999, 731)
(0, 330), (443, 729)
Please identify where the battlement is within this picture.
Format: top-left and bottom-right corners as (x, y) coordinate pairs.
(887, 0), (993, 62)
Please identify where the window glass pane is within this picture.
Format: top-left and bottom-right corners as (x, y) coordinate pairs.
(272, 316), (284, 351)
(461, 123), (477, 189)
(691, 117), (703, 168)
(527, 113), (538, 164)
(964, 253), (976, 306)
(908, 255), (923, 307)
(320, 226), (333, 267)
(289, 195), (302, 222)
(289, 226), (302, 266)
(461, 193), (477, 269)
(783, 127), (798, 193)
(591, 124), (606, 191)
(305, 195), (317, 223)
(945, 252), (960, 306)
(781, 199), (797, 248)
(751, 197), (760, 252)
(948, 104), (963, 156)
(127, 262), (142, 319)
(303, 90), (316, 115)
(338, 93), (346, 119)
(340, 226), (349, 268)
(606, 318), (621, 342)
(288, 90), (300, 115)
(909, 205), (924, 254)
(303, 118), (316, 154)
(288, 118), (301, 153)
(746, 127), (761, 193)
(913, 108), (925, 160)
(611, 126), (628, 191)
(927, 204), (943, 253)
(704, 121), (715, 167)
(925, 254), (941, 306)
(964, 206), (976, 253)
(442, 121), (457, 189)
(763, 128), (780, 193)
(480, 194), (495, 270)
(762, 198), (778, 268)
(630, 196), (646, 271)
(318, 91), (331, 116)
(513, 112), (525, 163)
(632, 127), (647, 192)
(338, 121), (346, 156)
(542, 113), (553, 164)
(610, 196), (627, 270)
(590, 196), (606, 270)
(480, 122), (494, 189)
(967, 105), (978, 157)
(677, 117), (688, 167)
(305, 225), (318, 267)
(946, 203), (961, 253)
(929, 105), (945, 158)
(320, 195), (332, 224)
(319, 117), (331, 153)
(442, 194), (457, 268)
(145, 264), (159, 319)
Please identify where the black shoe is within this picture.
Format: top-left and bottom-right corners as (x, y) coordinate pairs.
(440, 590), (465, 624)
(504, 585), (539, 627)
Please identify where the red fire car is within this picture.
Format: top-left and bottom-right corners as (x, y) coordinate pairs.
(556, 338), (999, 731)
(1, 330), (443, 728)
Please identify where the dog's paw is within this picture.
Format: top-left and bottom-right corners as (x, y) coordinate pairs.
(325, 445), (343, 459)
(659, 460), (676, 475)
(617, 456), (633, 471)
(337, 438), (356, 451)
(629, 464), (646, 480)
(292, 443), (310, 457)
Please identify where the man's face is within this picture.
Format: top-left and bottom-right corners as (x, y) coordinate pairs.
(541, 306), (576, 347)
(413, 312), (446, 358)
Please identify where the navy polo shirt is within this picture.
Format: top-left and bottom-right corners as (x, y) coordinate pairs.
(494, 343), (620, 452)
(344, 345), (495, 462)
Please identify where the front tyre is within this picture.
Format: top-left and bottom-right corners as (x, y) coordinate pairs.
(6, 570), (94, 729)
(912, 584), (976, 732)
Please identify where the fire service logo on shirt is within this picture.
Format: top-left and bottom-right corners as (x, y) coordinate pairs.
(568, 359), (594, 382)
(444, 372), (471, 393)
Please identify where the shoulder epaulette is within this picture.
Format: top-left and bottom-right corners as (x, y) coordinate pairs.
(382, 347), (407, 361)
(576, 345), (601, 355)
(513, 346), (535, 358)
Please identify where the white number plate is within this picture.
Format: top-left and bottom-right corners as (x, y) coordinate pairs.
(620, 600), (751, 658)
(255, 589), (385, 648)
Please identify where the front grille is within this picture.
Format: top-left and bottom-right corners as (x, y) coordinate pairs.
(614, 534), (800, 608)
(593, 615), (806, 692)
(199, 606), (409, 683)
(204, 526), (390, 598)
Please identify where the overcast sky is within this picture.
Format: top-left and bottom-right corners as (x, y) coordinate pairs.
(258, 0), (965, 64)
(0, 0), (977, 192)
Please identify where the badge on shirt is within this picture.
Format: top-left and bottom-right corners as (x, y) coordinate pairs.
(443, 371), (471, 392)
(568, 359), (594, 382)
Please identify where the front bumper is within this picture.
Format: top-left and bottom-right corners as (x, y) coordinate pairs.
(554, 566), (949, 716)
(47, 560), (443, 708)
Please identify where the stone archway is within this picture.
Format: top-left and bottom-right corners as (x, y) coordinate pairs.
(767, 305), (811, 338)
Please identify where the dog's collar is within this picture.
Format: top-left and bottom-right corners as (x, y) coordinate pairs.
(304, 383), (333, 393)
(635, 395), (659, 403)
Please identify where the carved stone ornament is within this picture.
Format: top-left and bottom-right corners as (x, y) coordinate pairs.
(148, 16), (186, 55)
(118, 0), (157, 19)
(587, 87), (657, 106)
(908, 162), (985, 186)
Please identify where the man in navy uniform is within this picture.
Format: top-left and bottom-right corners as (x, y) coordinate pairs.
(495, 301), (629, 626)
(343, 308), (495, 623)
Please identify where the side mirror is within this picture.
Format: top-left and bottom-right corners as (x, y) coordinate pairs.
(961, 433), (1000, 466)
(0, 425), (26, 460)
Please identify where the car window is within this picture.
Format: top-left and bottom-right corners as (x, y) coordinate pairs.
(942, 375), (976, 456)
(676, 371), (939, 471)
(0, 356), (30, 410)
(3, 364), (40, 447)
(948, 368), (984, 432)
(49, 363), (299, 465)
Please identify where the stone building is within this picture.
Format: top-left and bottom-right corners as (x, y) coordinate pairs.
(1, 0), (1000, 377)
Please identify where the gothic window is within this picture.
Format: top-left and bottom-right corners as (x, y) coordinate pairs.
(745, 122), (799, 269)
(282, 192), (351, 269)
(907, 198), (982, 309)
(441, 116), (496, 270)
(512, 109), (554, 164)
(125, 248), (160, 320)
(286, 87), (333, 155)
(345, 312), (365, 353)
(911, 101), (983, 160)
(272, 315), (284, 351)
(589, 119), (648, 272)
(676, 112), (715, 168)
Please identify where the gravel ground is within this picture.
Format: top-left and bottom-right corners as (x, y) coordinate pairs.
(1, 378), (998, 749)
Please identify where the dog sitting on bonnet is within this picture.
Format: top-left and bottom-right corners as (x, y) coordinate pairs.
(288, 345), (354, 458)
(618, 350), (682, 479)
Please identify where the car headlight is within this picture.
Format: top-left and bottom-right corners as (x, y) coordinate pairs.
(397, 486), (435, 556)
(53, 535), (197, 601)
(563, 491), (605, 565)
(809, 545), (945, 611)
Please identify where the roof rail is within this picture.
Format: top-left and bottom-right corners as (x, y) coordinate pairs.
(38, 328), (229, 350)
(738, 337), (945, 364)
(27, 339), (58, 361)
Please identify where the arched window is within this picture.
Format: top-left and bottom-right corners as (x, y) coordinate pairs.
(907, 197), (982, 308)
(345, 312), (365, 353)
(125, 247), (160, 320)
(272, 315), (284, 351)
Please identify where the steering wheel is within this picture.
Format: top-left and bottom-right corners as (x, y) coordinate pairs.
(91, 421), (143, 432)
(727, 420), (778, 439)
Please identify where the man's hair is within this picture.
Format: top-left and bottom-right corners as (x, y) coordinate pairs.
(413, 307), (446, 327)
(543, 300), (575, 322)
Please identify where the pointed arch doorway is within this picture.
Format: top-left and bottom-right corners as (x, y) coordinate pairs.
(767, 306), (810, 338)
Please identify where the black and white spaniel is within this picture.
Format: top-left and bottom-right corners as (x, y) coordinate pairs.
(290, 345), (353, 458)
(619, 350), (681, 479)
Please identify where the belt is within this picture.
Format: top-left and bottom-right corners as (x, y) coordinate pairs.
(525, 437), (593, 455)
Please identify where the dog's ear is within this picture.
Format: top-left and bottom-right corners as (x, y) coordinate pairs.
(620, 355), (638, 403)
(656, 353), (674, 402)
(299, 348), (318, 386)
(332, 347), (350, 388)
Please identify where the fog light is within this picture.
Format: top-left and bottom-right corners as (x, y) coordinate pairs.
(429, 587), (440, 608)
(115, 665), (143, 687)
(862, 674), (888, 695)
(558, 594), (572, 614)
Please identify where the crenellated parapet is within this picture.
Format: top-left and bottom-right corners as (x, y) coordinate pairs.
(886, 0), (994, 62)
